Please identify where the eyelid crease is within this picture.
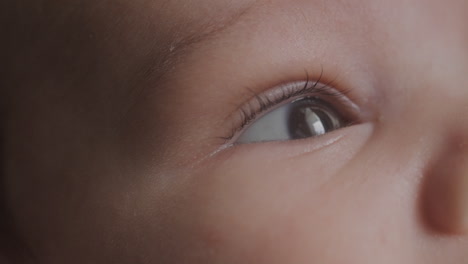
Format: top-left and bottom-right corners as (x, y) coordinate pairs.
(221, 70), (360, 143)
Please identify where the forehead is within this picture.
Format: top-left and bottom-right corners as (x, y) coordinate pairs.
(155, 0), (466, 29)
(150, 0), (467, 54)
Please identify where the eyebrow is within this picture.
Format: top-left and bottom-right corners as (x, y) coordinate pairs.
(156, 1), (260, 76)
(121, 1), (260, 118)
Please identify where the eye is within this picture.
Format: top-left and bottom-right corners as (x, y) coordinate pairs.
(236, 96), (348, 144)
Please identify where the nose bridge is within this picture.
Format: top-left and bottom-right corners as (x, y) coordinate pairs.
(427, 85), (468, 136)
(407, 45), (468, 140)
(434, 67), (468, 134)
(393, 0), (468, 134)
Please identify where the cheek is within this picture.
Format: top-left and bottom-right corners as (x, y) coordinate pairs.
(169, 124), (408, 263)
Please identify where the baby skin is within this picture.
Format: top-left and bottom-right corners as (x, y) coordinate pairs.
(2, 0), (468, 263)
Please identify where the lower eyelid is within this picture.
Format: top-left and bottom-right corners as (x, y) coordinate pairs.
(207, 122), (375, 165)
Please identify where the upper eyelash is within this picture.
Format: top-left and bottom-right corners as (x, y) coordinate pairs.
(222, 70), (352, 142)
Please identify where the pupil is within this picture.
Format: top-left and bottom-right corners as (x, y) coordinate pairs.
(287, 99), (337, 139)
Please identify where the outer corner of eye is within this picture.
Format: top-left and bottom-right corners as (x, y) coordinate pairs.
(235, 97), (349, 144)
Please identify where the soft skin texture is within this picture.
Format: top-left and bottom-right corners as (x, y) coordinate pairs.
(2, 0), (468, 263)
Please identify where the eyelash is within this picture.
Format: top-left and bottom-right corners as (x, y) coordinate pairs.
(222, 70), (354, 142)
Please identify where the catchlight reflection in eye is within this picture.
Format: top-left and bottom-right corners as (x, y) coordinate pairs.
(236, 97), (346, 144)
